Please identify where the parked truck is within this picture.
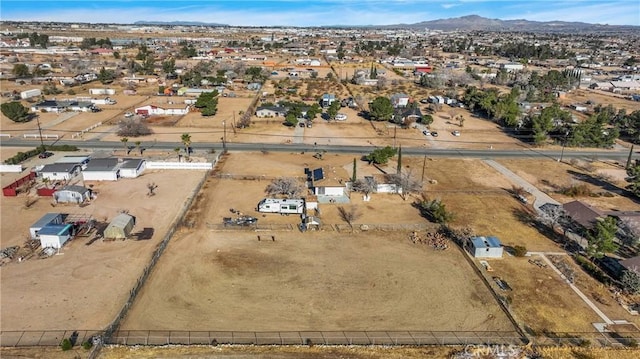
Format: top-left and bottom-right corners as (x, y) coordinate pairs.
(256, 198), (305, 215)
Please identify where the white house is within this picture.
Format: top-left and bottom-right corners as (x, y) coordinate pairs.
(390, 93), (410, 108)
(82, 158), (120, 181)
(39, 163), (81, 181)
(119, 159), (146, 178)
(306, 167), (348, 198)
(54, 185), (91, 204)
(469, 236), (504, 258)
(134, 104), (190, 116)
(256, 198), (305, 214)
(256, 106), (287, 117)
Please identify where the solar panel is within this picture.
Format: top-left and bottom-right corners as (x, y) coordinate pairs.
(312, 168), (324, 181)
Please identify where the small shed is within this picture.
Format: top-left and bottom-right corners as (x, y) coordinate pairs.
(39, 224), (73, 249)
(30, 212), (64, 239)
(119, 159), (146, 178)
(54, 185), (91, 204)
(469, 236), (503, 258)
(104, 213), (136, 240)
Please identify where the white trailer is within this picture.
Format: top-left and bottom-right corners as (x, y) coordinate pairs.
(20, 89), (42, 99)
(257, 198), (305, 215)
(89, 88), (116, 95)
(90, 97), (116, 105)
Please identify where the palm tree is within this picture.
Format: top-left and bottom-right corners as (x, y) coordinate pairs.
(181, 133), (191, 159)
(134, 141), (141, 155)
(174, 147), (181, 162)
(120, 137), (128, 154)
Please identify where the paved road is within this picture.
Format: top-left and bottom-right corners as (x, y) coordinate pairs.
(484, 159), (561, 211)
(0, 137), (634, 161)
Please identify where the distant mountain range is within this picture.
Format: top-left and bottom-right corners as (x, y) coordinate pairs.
(386, 15), (638, 32)
(133, 15), (638, 33)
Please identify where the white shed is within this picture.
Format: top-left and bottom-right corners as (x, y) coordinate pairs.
(39, 163), (81, 181)
(38, 224), (73, 249)
(54, 185), (91, 204)
(119, 159), (146, 178)
(469, 236), (503, 258)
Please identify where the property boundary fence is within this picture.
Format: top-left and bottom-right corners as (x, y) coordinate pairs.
(4, 329), (640, 348)
(106, 330), (526, 346)
(206, 222), (438, 232)
(0, 330), (100, 347)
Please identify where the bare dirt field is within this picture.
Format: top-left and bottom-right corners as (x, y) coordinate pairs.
(561, 88), (640, 113)
(120, 152), (515, 332)
(0, 168), (206, 331)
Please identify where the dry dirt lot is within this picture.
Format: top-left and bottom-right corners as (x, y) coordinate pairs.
(499, 158), (640, 211)
(120, 152), (515, 332)
(0, 168), (206, 331)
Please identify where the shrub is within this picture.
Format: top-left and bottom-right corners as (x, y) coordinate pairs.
(82, 340), (93, 350)
(560, 183), (593, 197)
(574, 254), (612, 285)
(60, 338), (72, 351)
(117, 118), (153, 137)
(513, 245), (527, 257)
(4, 145), (79, 165)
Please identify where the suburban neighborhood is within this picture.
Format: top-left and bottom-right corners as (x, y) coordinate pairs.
(0, 8), (639, 359)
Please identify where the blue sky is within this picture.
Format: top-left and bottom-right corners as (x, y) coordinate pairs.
(0, 1), (638, 26)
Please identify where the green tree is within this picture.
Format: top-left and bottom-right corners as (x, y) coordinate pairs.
(181, 133), (191, 159)
(327, 100), (340, 120)
(120, 137), (129, 153)
(98, 67), (115, 84)
(12, 63), (30, 77)
(416, 197), (455, 224)
(586, 216), (619, 258)
(365, 146), (397, 165)
(369, 96), (394, 121)
(420, 114), (434, 126)
(162, 58), (176, 74)
(306, 104), (320, 122)
(1, 102), (30, 122)
(621, 270), (640, 295)
(626, 159), (640, 197)
(246, 66), (266, 83)
(284, 113), (298, 127)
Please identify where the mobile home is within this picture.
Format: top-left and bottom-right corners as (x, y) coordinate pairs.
(256, 198), (305, 214)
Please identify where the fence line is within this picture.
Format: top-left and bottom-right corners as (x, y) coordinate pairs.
(206, 222), (437, 232)
(23, 134), (59, 139)
(106, 330), (526, 346)
(146, 161), (213, 170)
(3, 329), (640, 348)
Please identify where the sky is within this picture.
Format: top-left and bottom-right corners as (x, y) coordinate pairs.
(0, 0), (638, 27)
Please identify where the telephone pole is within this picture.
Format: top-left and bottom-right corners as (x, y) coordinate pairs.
(36, 115), (45, 150)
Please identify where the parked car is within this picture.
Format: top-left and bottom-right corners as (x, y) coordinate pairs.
(422, 130), (431, 136)
(298, 122), (306, 127)
(38, 151), (53, 159)
(431, 131), (438, 137)
(124, 112), (134, 118)
(452, 130), (461, 137)
(335, 113), (347, 121)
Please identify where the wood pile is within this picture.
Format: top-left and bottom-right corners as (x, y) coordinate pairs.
(409, 231), (448, 250)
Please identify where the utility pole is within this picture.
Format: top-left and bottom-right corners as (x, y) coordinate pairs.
(421, 154), (427, 182)
(393, 125), (397, 148)
(36, 115), (44, 150)
(222, 120), (227, 152)
(627, 144), (635, 169)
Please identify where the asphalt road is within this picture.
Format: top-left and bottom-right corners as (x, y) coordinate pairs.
(0, 137), (635, 161)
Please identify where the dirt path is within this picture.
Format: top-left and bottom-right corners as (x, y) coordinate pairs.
(483, 159), (560, 211)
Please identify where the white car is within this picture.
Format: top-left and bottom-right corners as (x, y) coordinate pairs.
(124, 112), (134, 118)
(452, 130), (461, 137)
(335, 113), (347, 121)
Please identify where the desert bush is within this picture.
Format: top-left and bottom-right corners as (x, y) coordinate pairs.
(513, 245), (527, 257)
(560, 183), (593, 197)
(117, 118), (153, 137)
(82, 340), (93, 350)
(60, 338), (72, 351)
